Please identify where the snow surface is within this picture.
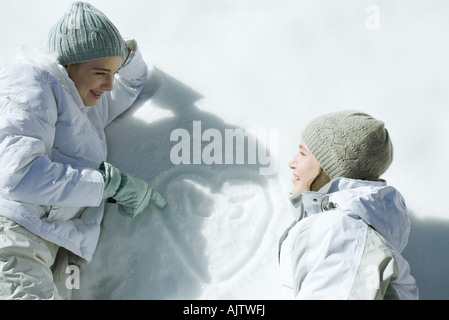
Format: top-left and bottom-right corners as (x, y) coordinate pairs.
(1, 0), (449, 300)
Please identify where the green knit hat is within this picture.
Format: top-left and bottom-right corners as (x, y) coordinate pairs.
(302, 110), (393, 180)
(48, 2), (128, 65)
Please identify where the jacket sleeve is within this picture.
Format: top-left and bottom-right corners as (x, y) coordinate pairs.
(346, 227), (398, 299)
(290, 212), (397, 300)
(97, 39), (149, 128)
(0, 64), (104, 208)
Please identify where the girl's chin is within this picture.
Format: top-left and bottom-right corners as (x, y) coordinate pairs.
(83, 101), (96, 107)
(82, 96), (99, 106)
(290, 186), (302, 195)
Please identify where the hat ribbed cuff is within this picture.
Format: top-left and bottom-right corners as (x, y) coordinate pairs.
(302, 119), (343, 180)
(48, 2), (128, 66)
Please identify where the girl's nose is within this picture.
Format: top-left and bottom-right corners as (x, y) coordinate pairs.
(289, 157), (296, 169)
(102, 74), (114, 91)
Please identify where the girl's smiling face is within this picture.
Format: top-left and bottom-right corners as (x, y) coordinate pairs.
(65, 57), (123, 106)
(289, 140), (328, 195)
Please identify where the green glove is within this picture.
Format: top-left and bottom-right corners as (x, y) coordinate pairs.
(100, 162), (122, 200)
(99, 162), (167, 218)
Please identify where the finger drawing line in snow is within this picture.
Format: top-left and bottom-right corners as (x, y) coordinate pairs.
(78, 68), (279, 298)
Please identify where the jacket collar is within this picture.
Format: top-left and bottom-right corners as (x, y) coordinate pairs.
(288, 177), (387, 222)
(288, 177), (410, 252)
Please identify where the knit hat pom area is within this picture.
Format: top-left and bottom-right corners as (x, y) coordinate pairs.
(301, 110), (393, 181)
(48, 2), (128, 65)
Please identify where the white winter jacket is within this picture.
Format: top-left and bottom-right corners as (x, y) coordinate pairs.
(279, 178), (419, 299)
(0, 42), (148, 262)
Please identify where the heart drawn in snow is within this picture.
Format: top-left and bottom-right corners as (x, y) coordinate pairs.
(152, 166), (272, 283)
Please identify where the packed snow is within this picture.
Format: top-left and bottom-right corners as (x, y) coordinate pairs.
(0, 0), (448, 300)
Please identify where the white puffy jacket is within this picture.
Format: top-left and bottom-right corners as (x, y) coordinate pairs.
(0, 41), (148, 262)
(279, 178), (419, 299)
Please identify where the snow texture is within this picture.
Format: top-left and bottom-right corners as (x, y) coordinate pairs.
(0, 0), (448, 300)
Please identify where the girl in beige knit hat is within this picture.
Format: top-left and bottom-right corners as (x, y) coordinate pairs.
(279, 110), (418, 300)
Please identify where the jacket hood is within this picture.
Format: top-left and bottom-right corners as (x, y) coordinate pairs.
(289, 178), (411, 252)
(15, 46), (87, 111)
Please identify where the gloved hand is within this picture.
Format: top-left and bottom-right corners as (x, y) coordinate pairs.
(99, 162), (167, 218)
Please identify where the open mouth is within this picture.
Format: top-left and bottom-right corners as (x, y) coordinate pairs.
(90, 90), (103, 98)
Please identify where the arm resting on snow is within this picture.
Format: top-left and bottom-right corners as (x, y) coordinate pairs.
(0, 154), (104, 208)
(98, 39), (150, 128)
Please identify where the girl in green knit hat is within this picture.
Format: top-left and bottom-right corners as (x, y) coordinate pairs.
(0, 2), (166, 300)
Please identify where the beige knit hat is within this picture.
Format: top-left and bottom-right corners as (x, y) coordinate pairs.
(302, 110), (393, 180)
